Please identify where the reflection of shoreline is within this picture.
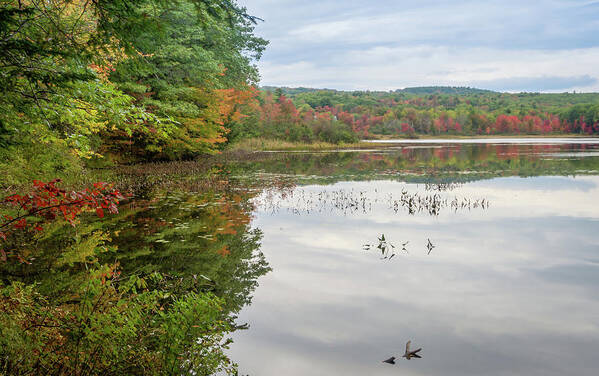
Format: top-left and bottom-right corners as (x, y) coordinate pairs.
(115, 143), (599, 196)
(232, 143), (599, 188)
(107, 189), (272, 342)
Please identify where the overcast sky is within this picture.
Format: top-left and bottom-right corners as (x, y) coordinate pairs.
(239, 0), (599, 92)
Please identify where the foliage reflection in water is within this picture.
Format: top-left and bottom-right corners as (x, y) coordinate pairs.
(4, 140), (598, 375)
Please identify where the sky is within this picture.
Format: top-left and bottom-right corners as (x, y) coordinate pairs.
(239, 0), (599, 92)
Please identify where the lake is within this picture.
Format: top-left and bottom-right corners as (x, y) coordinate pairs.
(113, 138), (599, 376)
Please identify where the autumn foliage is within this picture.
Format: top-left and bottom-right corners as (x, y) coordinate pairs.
(246, 89), (599, 140)
(0, 179), (126, 263)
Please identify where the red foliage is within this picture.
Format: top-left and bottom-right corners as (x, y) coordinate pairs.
(0, 179), (128, 263)
(255, 93), (599, 138)
(401, 123), (414, 134)
(353, 114), (371, 137)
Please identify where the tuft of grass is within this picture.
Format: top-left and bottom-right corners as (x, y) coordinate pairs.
(227, 137), (372, 151)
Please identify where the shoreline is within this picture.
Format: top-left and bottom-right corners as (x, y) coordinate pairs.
(228, 135), (599, 151)
(367, 133), (598, 140)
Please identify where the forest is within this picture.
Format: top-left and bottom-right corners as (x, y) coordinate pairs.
(1, 0), (599, 375)
(0, 0), (267, 188)
(251, 87), (599, 142)
(0, 0), (268, 374)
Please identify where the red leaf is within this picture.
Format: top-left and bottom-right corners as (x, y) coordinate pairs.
(1, 179), (128, 262)
(13, 218), (27, 229)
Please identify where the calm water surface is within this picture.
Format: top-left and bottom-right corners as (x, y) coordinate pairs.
(367, 137), (599, 144)
(113, 139), (599, 376)
(226, 140), (599, 376)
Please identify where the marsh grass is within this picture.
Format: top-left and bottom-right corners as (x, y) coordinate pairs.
(228, 137), (372, 151)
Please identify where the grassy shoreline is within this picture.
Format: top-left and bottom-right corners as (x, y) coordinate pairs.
(228, 135), (599, 151)
(227, 138), (373, 151)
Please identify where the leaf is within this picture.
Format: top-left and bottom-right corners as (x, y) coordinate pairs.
(14, 219), (27, 229)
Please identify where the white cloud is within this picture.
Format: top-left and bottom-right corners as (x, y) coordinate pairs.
(258, 46), (599, 91)
(240, 0), (599, 91)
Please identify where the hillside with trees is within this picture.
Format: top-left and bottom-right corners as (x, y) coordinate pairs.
(237, 87), (599, 143)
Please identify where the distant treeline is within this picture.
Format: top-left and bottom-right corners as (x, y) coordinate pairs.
(241, 87), (599, 141)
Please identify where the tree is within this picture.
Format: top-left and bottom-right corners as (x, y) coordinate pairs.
(106, 0), (267, 159)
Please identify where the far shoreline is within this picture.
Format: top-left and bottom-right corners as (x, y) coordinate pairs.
(366, 133), (599, 140)
(228, 135), (599, 152)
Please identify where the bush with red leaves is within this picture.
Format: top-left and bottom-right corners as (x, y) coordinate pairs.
(0, 179), (128, 263)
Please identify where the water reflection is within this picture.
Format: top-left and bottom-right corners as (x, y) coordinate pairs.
(383, 340), (425, 365)
(255, 186), (489, 217)
(80, 140), (599, 375)
(6, 140), (599, 374)
(102, 189), (272, 324)
(224, 142), (599, 189)
(363, 234), (402, 261)
(366, 137), (599, 144)
(225, 140), (599, 376)
(426, 238), (435, 255)
(425, 182), (463, 191)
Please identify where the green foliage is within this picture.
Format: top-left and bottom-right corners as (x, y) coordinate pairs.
(0, 0), (267, 186)
(561, 103), (599, 124)
(230, 92), (359, 145)
(0, 269), (234, 375)
(0, 142), (84, 191)
(107, 0), (267, 159)
(0, 0), (271, 372)
(396, 86), (494, 95)
(0, 174), (271, 374)
(312, 121), (357, 143)
(0, 0), (163, 183)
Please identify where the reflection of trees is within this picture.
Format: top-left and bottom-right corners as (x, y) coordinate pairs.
(0, 184), (271, 374)
(103, 189), (271, 318)
(3, 186), (271, 320)
(228, 143), (599, 185)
